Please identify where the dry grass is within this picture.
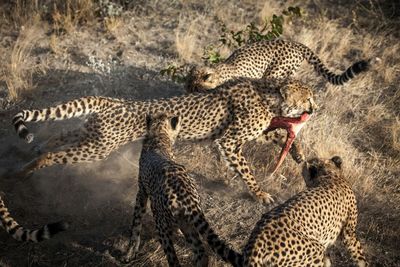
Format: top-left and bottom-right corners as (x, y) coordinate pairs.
(49, 33), (62, 55)
(6, 0), (42, 27)
(0, 0), (99, 101)
(389, 118), (400, 152)
(0, 0), (398, 266)
(1, 15), (46, 101)
(50, 0), (96, 34)
(104, 16), (123, 34)
(175, 14), (207, 63)
(5, 0), (96, 28)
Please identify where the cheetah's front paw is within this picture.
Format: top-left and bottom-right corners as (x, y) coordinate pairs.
(122, 247), (137, 263)
(292, 152), (305, 164)
(122, 237), (141, 263)
(255, 191), (274, 204)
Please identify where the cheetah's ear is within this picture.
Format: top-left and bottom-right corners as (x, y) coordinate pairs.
(145, 114), (153, 130)
(309, 165), (319, 180)
(331, 156), (343, 169)
(170, 116), (179, 130)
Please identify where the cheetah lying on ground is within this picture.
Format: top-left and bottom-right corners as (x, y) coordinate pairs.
(0, 195), (68, 242)
(240, 156), (368, 266)
(12, 79), (316, 203)
(186, 39), (369, 93)
(124, 113), (241, 266)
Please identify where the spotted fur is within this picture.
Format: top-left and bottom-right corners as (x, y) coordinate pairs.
(241, 156), (368, 267)
(124, 113), (241, 266)
(186, 39), (369, 93)
(0, 195), (68, 242)
(12, 79), (316, 203)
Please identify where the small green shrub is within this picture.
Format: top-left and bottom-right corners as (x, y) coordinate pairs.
(202, 45), (223, 64)
(97, 0), (124, 18)
(160, 64), (188, 84)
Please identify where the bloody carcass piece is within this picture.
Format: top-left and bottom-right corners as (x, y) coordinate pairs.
(265, 112), (311, 175)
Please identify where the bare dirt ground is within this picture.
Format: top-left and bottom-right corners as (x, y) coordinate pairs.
(0, 1), (399, 266)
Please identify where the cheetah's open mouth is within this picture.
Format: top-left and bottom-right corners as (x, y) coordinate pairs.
(265, 112), (311, 175)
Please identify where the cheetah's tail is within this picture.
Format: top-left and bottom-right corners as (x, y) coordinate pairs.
(12, 96), (118, 143)
(303, 45), (369, 85)
(191, 212), (243, 267)
(0, 196), (69, 242)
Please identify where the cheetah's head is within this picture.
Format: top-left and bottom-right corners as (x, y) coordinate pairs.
(145, 113), (181, 146)
(302, 156), (343, 187)
(185, 66), (220, 93)
(279, 80), (317, 117)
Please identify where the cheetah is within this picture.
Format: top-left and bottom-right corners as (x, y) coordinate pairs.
(185, 39), (369, 93)
(12, 79), (316, 203)
(124, 113), (242, 266)
(0, 195), (68, 242)
(241, 156), (368, 267)
(186, 39), (368, 164)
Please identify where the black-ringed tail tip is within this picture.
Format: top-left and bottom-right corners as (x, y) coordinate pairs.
(353, 60), (369, 73)
(32, 221), (70, 242)
(12, 113), (34, 143)
(327, 59), (369, 85)
(1, 212), (69, 242)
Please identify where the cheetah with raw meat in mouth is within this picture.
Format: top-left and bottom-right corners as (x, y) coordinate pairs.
(12, 78), (316, 203)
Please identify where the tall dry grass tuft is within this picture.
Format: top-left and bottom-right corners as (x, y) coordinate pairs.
(49, 33), (63, 55)
(51, 6), (76, 34)
(175, 14), (207, 63)
(3, 0), (96, 26)
(8, 0), (42, 27)
(5, 0), (96, 32)
(390, 118), (400, 153)
(2, 15), (46, 101)
(51, 0), (96, 34)
(258, 1), (283, 22)
(0, 0), (98, 101)
(104, 16), (123, 34)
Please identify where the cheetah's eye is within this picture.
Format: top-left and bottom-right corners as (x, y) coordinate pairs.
(202, 74), (211, 81)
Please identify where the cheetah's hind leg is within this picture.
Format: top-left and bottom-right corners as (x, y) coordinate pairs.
(179, 222), (208, 267)
(124, 183), (148, 263)
(32, 128), (87, 155)
(155, 217), (181, 267)
(15, 138), (114, 178)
